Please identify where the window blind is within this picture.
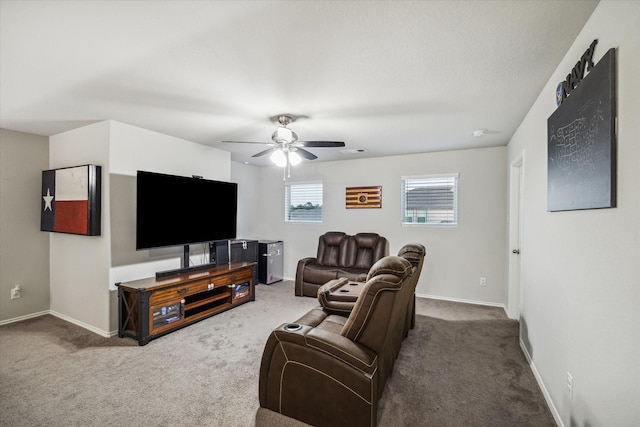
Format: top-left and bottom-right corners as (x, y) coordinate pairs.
(401, 174), (458, 225)
(285, 181), (323, 222)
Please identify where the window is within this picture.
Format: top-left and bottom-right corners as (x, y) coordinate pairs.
(285, 181), (323, 222)
(401, 174), (458, 225)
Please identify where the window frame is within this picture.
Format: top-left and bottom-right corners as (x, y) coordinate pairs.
(284, 180), (324, 223)
(401, 173), (459, 227)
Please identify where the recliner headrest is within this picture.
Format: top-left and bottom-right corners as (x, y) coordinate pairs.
(321, 232), (347, 246)
(367, 255), (412, 281)
(353, 233), (381, 248)
(397, 243), (426, 266)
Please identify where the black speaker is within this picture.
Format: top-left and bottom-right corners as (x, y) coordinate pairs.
(208, 242), (218, 265)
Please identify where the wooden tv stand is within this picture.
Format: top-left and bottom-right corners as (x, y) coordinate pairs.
(116, 262), (256, 346)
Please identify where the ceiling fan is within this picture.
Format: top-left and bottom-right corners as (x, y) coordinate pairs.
(222, 114), (345, 180)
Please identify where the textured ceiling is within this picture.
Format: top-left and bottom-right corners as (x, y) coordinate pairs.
(0, 0), (598, 166)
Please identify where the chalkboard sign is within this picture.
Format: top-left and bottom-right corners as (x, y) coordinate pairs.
(547, 48), (616, 212)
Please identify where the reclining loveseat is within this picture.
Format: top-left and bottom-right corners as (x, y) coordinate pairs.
(259, 254), (416, 427)
(295, 231), (388, 297)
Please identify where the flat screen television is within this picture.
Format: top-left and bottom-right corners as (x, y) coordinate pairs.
(136, 170), (237, 250)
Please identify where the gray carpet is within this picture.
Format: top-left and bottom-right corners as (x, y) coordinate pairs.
(378, 306), (554, 426)
(0, 281), (555, 426)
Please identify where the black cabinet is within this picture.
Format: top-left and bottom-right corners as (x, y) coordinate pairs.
(210, 239), (258, 265)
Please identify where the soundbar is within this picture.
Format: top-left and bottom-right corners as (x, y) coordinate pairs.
(155, 262), (217, 278)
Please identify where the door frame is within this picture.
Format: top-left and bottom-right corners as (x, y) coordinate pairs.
(507, 152), (524, 320)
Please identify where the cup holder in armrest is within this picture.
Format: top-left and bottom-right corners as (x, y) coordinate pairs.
(283, 323), (302, 332)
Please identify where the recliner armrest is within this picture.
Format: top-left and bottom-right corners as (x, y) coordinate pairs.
(298, 256), (318, 266)
(259, 321), (380, 427)
(269, 322), (377, 372)
(295, 257), (318, 296)
(317, 277), (358, 314)
(305, 327), (377, 372)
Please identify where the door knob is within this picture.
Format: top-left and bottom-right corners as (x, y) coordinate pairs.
(512, 249), (521, 254)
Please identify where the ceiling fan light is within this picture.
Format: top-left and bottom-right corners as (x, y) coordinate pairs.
(274, 126), (294, 142)
(289, 151), (302, 166)
(270, 149), (287, 167)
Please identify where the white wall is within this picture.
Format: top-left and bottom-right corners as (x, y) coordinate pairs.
(231, 161), (262, 240)
(49, 121), (111, 335)
(507, 2), (640, 426)
(0, 129), (50, 322)
(50, 120), (231, 334)
(253, 146), (508, 306)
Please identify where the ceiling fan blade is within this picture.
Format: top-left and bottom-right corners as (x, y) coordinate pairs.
(298, 141), (345, 147)
(221, 140), (275, 145)
(296, 148), (318, 160)
(252, 147), (279, 158)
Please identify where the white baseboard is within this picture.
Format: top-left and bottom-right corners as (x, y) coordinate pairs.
(0, 310), (49, 326)
(520, 339), (563, 427)
(49, 310), (111, 338)
(1, 309), (119, 338)
(417, 293), (507, 314)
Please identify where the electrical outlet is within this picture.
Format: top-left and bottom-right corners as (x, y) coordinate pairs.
(479, 277), (487, 287)
(567, 372), (573, 399)
(11, 284), (21, 299)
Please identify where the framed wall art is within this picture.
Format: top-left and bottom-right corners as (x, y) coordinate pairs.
(41, 164), (102, 236)
(547, 47), (616, 212)
(346, 186), (381, 209)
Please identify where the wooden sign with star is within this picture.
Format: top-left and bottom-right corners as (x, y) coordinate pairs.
(41, 164), (102, 236)
(345, 186), (382, 209)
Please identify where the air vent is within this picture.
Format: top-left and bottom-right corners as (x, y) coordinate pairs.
(340, 148), (366, 154)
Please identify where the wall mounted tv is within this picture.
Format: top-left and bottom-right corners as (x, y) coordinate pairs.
(136, 170), (237, 251)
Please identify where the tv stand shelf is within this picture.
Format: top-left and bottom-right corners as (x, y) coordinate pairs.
(116, 262), (256, 346)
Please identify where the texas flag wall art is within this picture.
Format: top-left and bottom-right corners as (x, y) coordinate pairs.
(41, 164), (102, 236)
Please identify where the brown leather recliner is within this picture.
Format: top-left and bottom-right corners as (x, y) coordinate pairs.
(295, 231), (388, 297)
(318, 243), (426, 337)
(259, 255), (414, 427)
(397, 243), (426, 331)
